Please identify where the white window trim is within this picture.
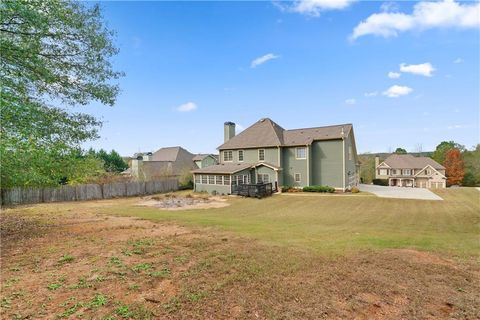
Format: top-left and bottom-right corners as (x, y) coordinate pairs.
(295, 147), (307, 160)
(258, 149), (265, 162)
(223, 150), (233, 162)
(294, 173), (301, 183)
(238, 150), (244, 162)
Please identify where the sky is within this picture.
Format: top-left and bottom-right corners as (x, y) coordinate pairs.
(82, 0), (480, 155)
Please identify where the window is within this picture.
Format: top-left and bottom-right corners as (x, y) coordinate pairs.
(348, 146), (352, 161)
(296, 147), (306, 159)
(223, 150), (233, 162)
(195, 175), (200, 183)
(245, 175), (250, 184)
(215, 175), (223, 185)
(223, 175), (230, 185)
(426, 169), (431, 175)
(294, 173), (301, 183)
(402, 169), (411, 176)
(201, 175), (207, 184)
(208, 175), (215, 184)
(238, 150), (244, 162)
(237, 175), (244, 185)
(258, 149), (265, 161)
(391, 169), (397, 175)
(379, 169), (388, 175)
(257, 174), (269, 183)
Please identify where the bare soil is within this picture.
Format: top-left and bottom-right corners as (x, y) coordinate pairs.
(1, 206), (479, 319)
(137, 194), (230, 210)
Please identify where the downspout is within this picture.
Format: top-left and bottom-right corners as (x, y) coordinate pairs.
(306, 144), (310, 186)
(342, 137), (346, 191)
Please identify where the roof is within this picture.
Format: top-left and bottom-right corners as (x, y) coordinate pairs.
(217, 118), (353, 150)
(381, 154), (445, 170)
(192, 154), (216, 161)
(192, 163), (253, 174)
(151, 146), (194, 162)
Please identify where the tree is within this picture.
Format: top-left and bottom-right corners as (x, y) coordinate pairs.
(359, 155), (375, 184)
(432, 141), (465, 165)
(1, 0), (122, 188)
(394, 147), (407, 154)
(88, 149), (128, 173)
(444, 148), (464, 186)
(462, 144), (480, 186)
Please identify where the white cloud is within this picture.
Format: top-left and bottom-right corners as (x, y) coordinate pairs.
(447, 124), (468, 129)
(400, 62), (435, 77)
(381, 1), (400, 13)
(453, 58), (463, 64)
(274, 0), (356, 16)
(383, 85), (413, 98)
(388, 71), (401, 79)
(345, 98), (356, 105)
(291, 0), (356, 16)
(176, 102), (197, 112)
(351, 0), (480, 40)
(250, 53), (280, 68)
(364, 91), (378, 97)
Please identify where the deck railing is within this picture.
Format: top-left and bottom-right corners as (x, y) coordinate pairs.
(232, 183), (273, 198)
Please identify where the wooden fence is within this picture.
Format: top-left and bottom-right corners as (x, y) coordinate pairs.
(1, 179), (178, 206)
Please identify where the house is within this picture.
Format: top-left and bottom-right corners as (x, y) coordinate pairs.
(192, 118), (360, 194)
(193, 154), (218, 169)
(129, 146), (218, 180)
(375, 154), (446, 188)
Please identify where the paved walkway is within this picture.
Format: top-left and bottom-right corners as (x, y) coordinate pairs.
(359, 184), (443, 201)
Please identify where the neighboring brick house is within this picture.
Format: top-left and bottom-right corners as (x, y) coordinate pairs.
(128, 147), (217, 180)
(375, 154), (446, 188)
(192, 118), (360, 194)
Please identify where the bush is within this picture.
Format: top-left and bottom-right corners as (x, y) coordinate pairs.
(178, 180), (193, 190)
(351, 186), (360, 193)
(372, 179), (389, 186)
(281, 186), (291, 193)
(302, 185), (335, 193)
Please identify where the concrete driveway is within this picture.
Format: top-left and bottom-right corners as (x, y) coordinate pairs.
(359, 184), (443, 201)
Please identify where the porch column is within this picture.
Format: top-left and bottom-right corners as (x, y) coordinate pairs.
(399, 178), (402, 187)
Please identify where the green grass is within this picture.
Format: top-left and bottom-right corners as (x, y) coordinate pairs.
(101, 188), (479, 257)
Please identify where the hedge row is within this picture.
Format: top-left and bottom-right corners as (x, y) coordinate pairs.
(372, 179), (389, 186)
(302, 185), (336, 193)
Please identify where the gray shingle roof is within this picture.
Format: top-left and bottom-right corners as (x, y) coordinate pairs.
(382, 154), (445, 170)
(217, 118), (352, 150)
(151, 146), (193, 162)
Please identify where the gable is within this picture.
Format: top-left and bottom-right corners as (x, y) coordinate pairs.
(218, 118), (284, 150)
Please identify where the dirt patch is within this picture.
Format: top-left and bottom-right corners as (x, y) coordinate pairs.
(1, 207), (479, 319)
(137, 193), (230, 210)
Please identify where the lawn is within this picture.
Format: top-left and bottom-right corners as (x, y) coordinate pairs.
(1, 188), (479, 319)
(98, 188), (480, 257)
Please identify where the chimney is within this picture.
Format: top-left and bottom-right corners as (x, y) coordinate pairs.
(224, 121), (236, 142)
(375, 156), (379, 168)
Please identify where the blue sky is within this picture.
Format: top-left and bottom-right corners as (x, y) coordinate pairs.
(82, 0), (480, 155)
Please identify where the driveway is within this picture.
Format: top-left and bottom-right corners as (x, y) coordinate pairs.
(359, 184), (443, 201)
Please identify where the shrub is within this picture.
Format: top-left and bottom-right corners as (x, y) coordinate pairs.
(302, 185), (335, 193)
(281, 186), (291, 193)
(372, 179), (388, 186)
(351, 186), (360, 193)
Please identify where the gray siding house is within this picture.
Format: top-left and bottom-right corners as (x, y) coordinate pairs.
(192, 118), (359, 194)
(129, 147), (218, 180)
